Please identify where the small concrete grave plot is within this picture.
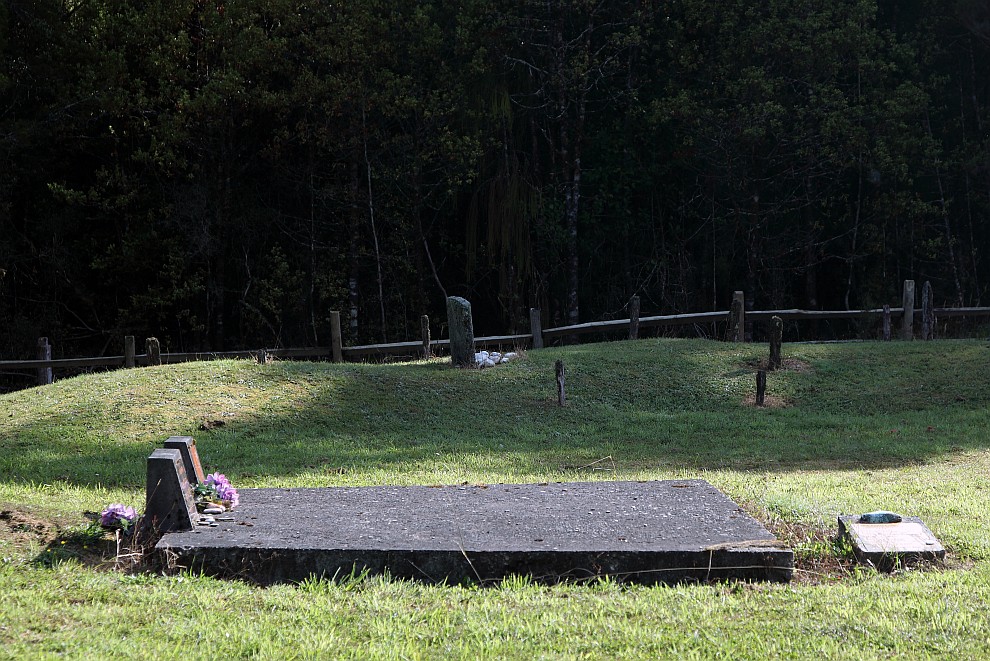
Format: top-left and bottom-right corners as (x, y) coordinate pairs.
(146, 441), (793, 585)
(838, 514), (945, 571)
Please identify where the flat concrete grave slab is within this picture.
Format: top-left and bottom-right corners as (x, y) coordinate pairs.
(157, 479), (793, 585)
(839, 515), (945, 570)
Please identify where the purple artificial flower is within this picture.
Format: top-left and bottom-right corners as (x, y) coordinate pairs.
(205, 472), (230, 489)
(216, 482), (240, 509)
(100, 503), (138, 529)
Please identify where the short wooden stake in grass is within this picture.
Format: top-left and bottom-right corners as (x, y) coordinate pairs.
(882, 304), (891, 341)
(901, 279), (915, 340)
(769, 316), (782, 370)
(530, 307), (544, 349)
(329, 311), (343, 363)
(258, 348), (268, 364)
(146, 337), (161, 366)
(756, 370), (767, 406)
(124, 335), (136, 368)
(555, 359), (566, 407)
(921, 281), (934, 340)
(36, 336), (52, 385)
(421, 314), (431, 358)
(628, 295), (641, 340)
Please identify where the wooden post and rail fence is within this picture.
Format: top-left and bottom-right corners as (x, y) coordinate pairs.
(4, 280), (989, 387)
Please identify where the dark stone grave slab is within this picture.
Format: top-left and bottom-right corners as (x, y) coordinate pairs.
(838, 515), (945, 570)
(157, 479), (793, 585)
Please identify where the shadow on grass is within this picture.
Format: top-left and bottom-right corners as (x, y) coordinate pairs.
(1, 339), (989, 489)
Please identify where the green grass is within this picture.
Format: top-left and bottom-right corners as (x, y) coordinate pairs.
(2, 338), (990, 658)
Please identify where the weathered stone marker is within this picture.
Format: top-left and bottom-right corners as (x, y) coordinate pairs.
(446, 296), (476, 367)
(163, 435), (206, 485)
(146, 337), (162, 366)
(142, 448), (198, 535)
(838, 514), (944, 570)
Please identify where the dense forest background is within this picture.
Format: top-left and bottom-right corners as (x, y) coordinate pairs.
(2, 0), (989, 360)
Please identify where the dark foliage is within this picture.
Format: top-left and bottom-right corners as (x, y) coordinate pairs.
(2, 0), (988, 360)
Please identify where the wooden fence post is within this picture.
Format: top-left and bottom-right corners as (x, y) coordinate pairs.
(421, 314), (431, 358)
(921, 281), (934, 340)
(756, 370), (766, 406)
(124, 335), (136, 368)
(36, 337), (52, 385)
(769, 315), (782, 370)
(530, 308), (544, 349)
(901, 279), (915, 340)
(329, 311), (343, 363)
(628, 296), (641, 340)
(882, 305), (891, 341)
(555, 359), (566, 407)
(258, 348), (268, 364)
(728, 291), (745, 342)
(146, 337), (161, 366)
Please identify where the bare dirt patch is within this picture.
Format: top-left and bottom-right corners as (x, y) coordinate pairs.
(745, 357), (813, 373)
(741, 393), (790, 408)
(0, 509), (60, 548)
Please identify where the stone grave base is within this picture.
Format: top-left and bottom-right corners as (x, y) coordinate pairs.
(156, 480), (793, 585)
(838, 515), (945, 570)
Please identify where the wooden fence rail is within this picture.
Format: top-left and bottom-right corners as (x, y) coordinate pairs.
(4, 286), (990, 387)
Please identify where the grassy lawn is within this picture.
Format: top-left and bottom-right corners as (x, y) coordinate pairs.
(2, 338), (989, 658)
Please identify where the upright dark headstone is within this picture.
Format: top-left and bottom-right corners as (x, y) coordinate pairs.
(163, 436), (206, 485)
(446, 296), (476, 367)
(921, 281), (934, 341)
(628, 296), (641, 340)
(36, 337), (52, 385)
(142, 448), (198, 535)
(146, 337), (161, 366)
(421, 315), (432, 359)
(768, 316), (782, 371)
(529, 308), (544, 349)
(901, 279), (915, 341)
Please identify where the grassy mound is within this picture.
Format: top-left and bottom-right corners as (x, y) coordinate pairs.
(2, 338), (989, 657)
